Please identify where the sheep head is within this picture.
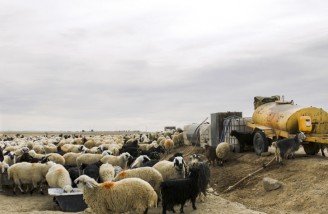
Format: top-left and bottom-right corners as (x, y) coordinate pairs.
(63, 185), (74, 193)
(75, 175), (98, 189)
(173, 156), (185, 171)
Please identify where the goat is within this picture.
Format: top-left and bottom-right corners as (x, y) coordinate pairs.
(161, 167), (200, 214)
(204, 145), (218, 166)
(272, 132), (306, 165)
(230, 130), (254, 152)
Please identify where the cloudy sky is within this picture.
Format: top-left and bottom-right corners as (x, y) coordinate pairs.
(0, 0), (327, 132)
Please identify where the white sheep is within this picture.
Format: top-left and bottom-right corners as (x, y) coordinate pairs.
(76, 151), (112, 168)
(215, 142), (231, 166)
(99, 163), (115, 182)
(138, 141), (158, 151)
(28, 150), (46, 160)
(74, 175), (157, 214)
(84, 139), (97, 149)
(153, 156), (186, 181)
(163, 139), (174, 154)
(0, 161), (9, 173)
(63, 152), (82, 166)
(114, 166), (163, 198)
(46, 153), (65, 165)
(61, 144), (87, 153)
(100, 152), (132, 170)
(8, 161), (56, 194)
(46, 164), (73, 192)
(43, 144), (58, 154)
(32, 144), (46, 154)
(98, 144), (120, 155)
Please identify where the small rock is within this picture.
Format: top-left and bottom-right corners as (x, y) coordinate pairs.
(263, 177), (281, 191)
(207, 187), (214, 193)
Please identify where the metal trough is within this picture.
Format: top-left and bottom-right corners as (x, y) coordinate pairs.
(48, 188), (87, 212)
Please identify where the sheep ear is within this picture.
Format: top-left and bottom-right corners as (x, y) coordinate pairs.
(85, 181), (94, 189)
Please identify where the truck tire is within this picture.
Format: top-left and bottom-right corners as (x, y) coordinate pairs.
(303, 142), (320, 155)
(253, 131), (269, 155)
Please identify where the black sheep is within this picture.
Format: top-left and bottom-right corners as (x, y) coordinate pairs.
(80, 161), (102, 182)
(66, 166), (80, 187)
(120, 147), (141, 158)
(0, 146), (4, 162)
(141, 159), (159, 167)
(230, 130), (254, 152)
(141, 146), (165, 157)
(161, 167), (200, 214)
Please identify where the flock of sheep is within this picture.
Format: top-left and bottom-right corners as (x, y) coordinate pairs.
(0, 131), (225, 214)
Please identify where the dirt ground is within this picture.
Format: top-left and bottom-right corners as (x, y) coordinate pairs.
(1, 145), (328, 214)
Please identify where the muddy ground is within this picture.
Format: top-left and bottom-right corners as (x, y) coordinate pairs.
(1, 145), (327, 214)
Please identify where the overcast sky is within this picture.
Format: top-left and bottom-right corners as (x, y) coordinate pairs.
(0, 0), (328, 132)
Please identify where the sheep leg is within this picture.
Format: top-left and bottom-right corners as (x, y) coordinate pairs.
(321, 147), (326, 157)
(143, 208), (148, 214)
(191, 197), (197, 210)
(12, 184), (16, 195)
(39, 182), (45, 195)
(14, 178), (24, 194)
(179, 201), (186, 213)
(240, 143), (245, 153)
(162, 202), (167, 214)
(30, 181), (38, 195)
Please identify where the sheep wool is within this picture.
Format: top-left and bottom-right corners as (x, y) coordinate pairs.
(46, 164), (73, 192)
(63, 152), (82, 166)
(100, 152), (131, 169)
(46, 153), (65, 165)
(114, 167), (163, 198)
(153, 158), (185, 181)
(163, 139), (174, 154)
(75, 175), (157, 214)
(99, 163), (115, 182)
(8, 161), (56, 194)
(215, 142), (231, 166)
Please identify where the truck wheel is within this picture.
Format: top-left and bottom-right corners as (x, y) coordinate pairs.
(253, 131), (269, 155)
(303, 142), (320, 155)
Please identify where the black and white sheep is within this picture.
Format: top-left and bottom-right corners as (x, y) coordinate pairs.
(130, 155), (151, 169)
(272, 132), (306, 165)
(74, 175), (158, 214)
(153, 157), (186, 181)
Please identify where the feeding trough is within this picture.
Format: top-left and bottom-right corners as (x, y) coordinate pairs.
(48, 188), (87, 212)
(0, 172), (13, 191)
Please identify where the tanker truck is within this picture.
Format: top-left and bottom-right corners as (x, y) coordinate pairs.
(246, 96), (328, 155)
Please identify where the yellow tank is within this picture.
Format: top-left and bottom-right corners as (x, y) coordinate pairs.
(252, 102), (328, 134)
